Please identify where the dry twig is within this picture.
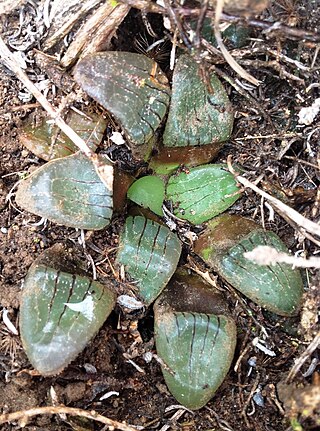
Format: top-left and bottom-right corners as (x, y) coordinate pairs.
(227, 156), (320, 240)
(0, 405), (139, 430)
(244, 246), (320, 268)
(60, 2), (130, 67)
(286, 331), (320, 383)
(214, 0), (260, 86)
(241, 373), (260, 427)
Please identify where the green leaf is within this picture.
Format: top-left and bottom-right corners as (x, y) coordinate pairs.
(20, 111), (106, 161)
(163, 55), (233, 147)
(20, 261), (116, 376)
(190, 18), (250, 49)
(116, 216), (181, 305)
(194, 214), (304, 316)
(127, 176), (165, 216)
(74, 52), (171, 147)
(166, 164), (241, 224)
(16, 152), (113, 230)
(154, 269), (236, 409)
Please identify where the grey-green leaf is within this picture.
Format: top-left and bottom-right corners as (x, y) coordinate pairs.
(20, 111), (106, 161)
(218, 230), (304, 316)
(15, 152), (113, 230)
(74, 52), (171, 146)
(116, 216), (182, 305)
(163, 55), (233, 147)
(154, 270), (236, 409)
(155, 312), (235, 409)
(194, 214), (304, 316)
(166, 164), (241, 224)
(20, 263), (116, 376)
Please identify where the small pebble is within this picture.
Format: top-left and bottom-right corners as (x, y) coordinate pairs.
(253, 392), (265, 407)
(248, 356), (257, 367)
(83, 363), (97, 374)
(1, 227), (8, 234)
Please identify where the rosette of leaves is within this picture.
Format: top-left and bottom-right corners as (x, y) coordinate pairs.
(154, 268), (237, 409)
(194, 214), (304, 316)
(15, 152), (113, 230)
(19, 245), (116, 375)
(116, 216), (182, 305)
(166, 164), (241, 224)
(19, 110), (106, 161)
(74, 51), (171, 157)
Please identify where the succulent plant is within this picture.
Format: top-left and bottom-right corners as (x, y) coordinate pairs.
(116, 216), (181, 305)
(19, 110), (106, 161)
(14, 47), (305, 414)
(16, 152), (113, 230)
(154, 268), (237, 409)
(194, 214), (304, 316)
(166, 164), (241, 224)
(19, 245), (116, 375)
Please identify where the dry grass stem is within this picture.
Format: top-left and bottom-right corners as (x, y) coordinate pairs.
(227, 156), (320, 239)
(42, 0), (102, 51)
(244, 246), (320, 268)
(60, 2), (130, 67)
(286, 331), (320, 383)
(214, 0), (260, 86)
(0, 406), (140, 429)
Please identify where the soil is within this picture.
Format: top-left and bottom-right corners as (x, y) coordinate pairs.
(0, 1), (319, 431)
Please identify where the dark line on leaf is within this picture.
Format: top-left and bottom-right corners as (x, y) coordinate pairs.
(174, 313), (181, 337)
(133, 217), (148, 272)
(145, 224), (161, 273)
(189, 313), (196, 376)
(48, 270), (60, 315)
(57, 273), (76, 326)
(148, 105), (162, 122)
(154, 97), (169, 108)
(201, 314), (210, 356)
(144, 82), (170, 97)
(137, 111), (155, 135)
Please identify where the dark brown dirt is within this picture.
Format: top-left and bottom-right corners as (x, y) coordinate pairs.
(0, 1), (319, 431)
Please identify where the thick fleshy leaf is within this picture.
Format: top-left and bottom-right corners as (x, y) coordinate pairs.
(74, 52), (171, 147)
(166, 164), (241, 224)
(190, 18), (250, 48)
(20, 260), (116, 376)
(127, 176), (165, 216)
(154, 269), (236, 409)
(163, 55), (233, 148)
(116, 216), (181, 305)
(194, 214), (304, 316)
(20, 111), (106, 161)
(15, 152), (113, 230)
